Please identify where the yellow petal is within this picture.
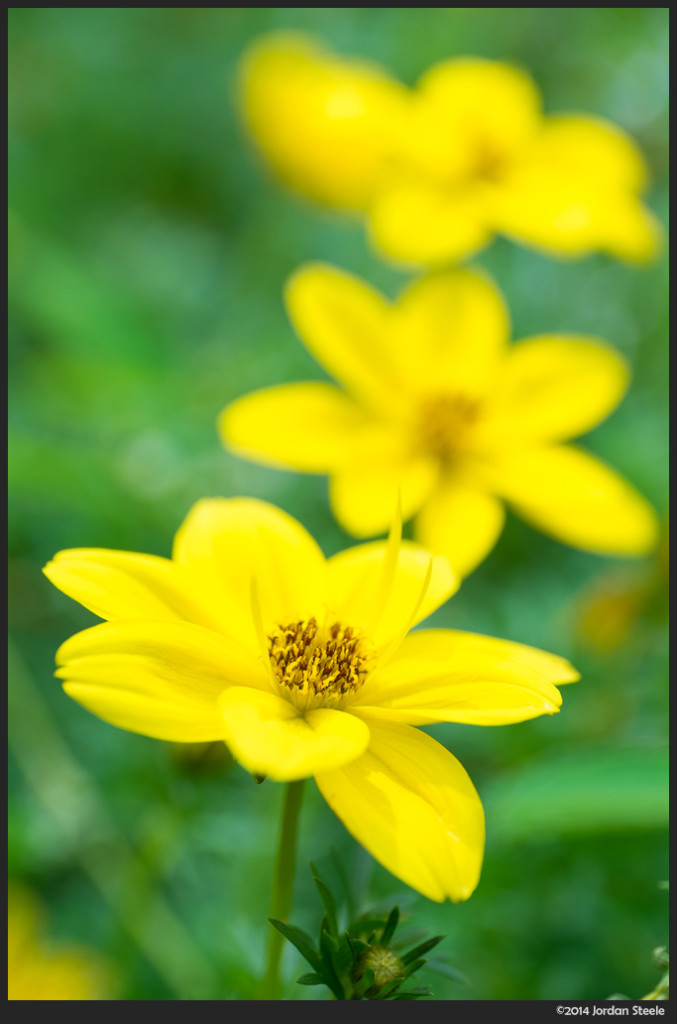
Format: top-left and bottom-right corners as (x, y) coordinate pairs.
(61, 682), (224, 743)
(413, 58), (542, 175)
(9, 948), (105, 1001)
(493, 175), (597, 257)
(368, 180), (491, 266)
(55, 619), (265, 742)
(482, 335), (630, 443)
(496, 175), (661, 263)
(353, 628), (576, 724)
(489, 445), (659, 556)
(219, 687), (370, 781)
(389, 267), (509, 397)
(315, 720), (485, 902)
(414, 477), (506, 577)
(598, 196), (663, 265)
(328, 539), (458, 650)
(525, 115), (649, 192)
(284, 262), (398, 411)
(239, 33), (409, 211)
(42, 549), (223, 631)
(219, 382), (376, 472)
(329, 456), (439, 538)
(57, 619), (266, 691)
(494, 116), (661, 262)
(8, 888), (108, 1001)
(172, 498), (327, 644)
(390, 628), (579, 684)
(7, 887), (42, 967)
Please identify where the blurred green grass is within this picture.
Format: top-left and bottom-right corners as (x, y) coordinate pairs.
(8, 7), (668, 1001)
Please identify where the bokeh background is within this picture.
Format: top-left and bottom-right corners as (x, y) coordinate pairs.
(8, 7), (668, 1001)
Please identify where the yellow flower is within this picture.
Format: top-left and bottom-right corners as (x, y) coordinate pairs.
(220, 264), (659, 577)
(239, 33), (661, 266)
(8, 885), (110, 1000)
(44, 498), (577, 902)
(575, 520), (668, 654)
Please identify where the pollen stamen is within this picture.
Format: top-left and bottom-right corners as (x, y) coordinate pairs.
(418, 392), (481, 463)
(267, 617), (372, 710)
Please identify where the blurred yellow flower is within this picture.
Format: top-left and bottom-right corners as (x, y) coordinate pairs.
(221, 264), (659, 577)
(8, 885), (110, 1000)
(576, 520), (668, 654)
(44, 498), (577, 902)
(240, 33), (661, 266)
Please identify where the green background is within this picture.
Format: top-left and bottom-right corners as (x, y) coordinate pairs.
(8, 7), (668, 1001)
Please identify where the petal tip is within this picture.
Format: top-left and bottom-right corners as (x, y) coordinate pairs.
(562, 662), (581, 684)
(284, 259), (341, 302)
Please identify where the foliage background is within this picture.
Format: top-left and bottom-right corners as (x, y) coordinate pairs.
(8, 7), (668, 1001)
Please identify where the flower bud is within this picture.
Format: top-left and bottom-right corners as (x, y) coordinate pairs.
(354, 946), (404, 993)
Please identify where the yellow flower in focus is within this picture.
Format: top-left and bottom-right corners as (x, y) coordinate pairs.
(8, 886), (110, 1000)
(44, 498), (577, 902)
(239, 34), (661, 266)
(220, 264), (659, 577)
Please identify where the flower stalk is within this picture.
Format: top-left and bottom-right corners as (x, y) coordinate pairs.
(263, 779), (305, 999)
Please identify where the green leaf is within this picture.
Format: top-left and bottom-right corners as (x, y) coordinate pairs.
(297, 973), (325, 986)
(380, 905), (400, 946)
(372, 978), (404, 999)
(425, 958), (468, 985)
(329, 847), (356, 922)
(401, 935), (444, 965)
(403, 958), (426, 978)
(484, 746), (669, 841)
(318, 928), (345, 999)
(394, 987), (431, 999)
(346, 935), (369, 965)
(348, 917), (389, 938)
(395, 927), (428, 947)
(268, 920), (322, 973)
(319, 928), (340, 955)
(352, 968), (375, 999)
(310, 861), (339, 937)
(327, 934), (355, 981)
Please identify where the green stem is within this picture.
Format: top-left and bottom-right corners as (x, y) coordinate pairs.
(262, 779), (305, 999)
(643, 973), (669, 1000)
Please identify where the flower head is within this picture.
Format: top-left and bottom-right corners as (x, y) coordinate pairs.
(45, 498), (577, 902)
(239, 34), (661, 266)
(357, 946), (404, 990)
(8, 885), (110, 1000)
(220, 264), (659, 577)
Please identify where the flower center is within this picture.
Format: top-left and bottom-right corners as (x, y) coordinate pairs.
(267, 617), (371, 710)
(472, 137), (508, 183)
(355, 946), (404, 990)
(418, 392), (481, 463)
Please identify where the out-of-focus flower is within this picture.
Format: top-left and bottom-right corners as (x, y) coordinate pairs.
(240, 32), (408, 214)
(220, 264), (659, 577)
(239, 33), (661, 266)
(576, 522), (668, 653)
(8, 885), (110, 1000)
(44, 498), (577, 902)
